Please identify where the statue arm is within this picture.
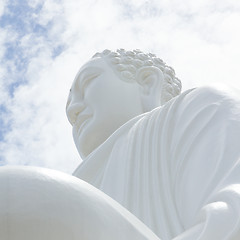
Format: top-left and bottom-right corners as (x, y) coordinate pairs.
(0, 167), (161, 240)
(169, 87), (240, 239)
(173, 176), (240, 240)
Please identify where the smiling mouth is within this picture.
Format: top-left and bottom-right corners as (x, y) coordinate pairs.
(74, 114), (93, 136)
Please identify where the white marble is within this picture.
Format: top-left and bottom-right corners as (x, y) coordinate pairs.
(0, 166), (159, 240)
(68, 49), (240, 239)
(1, 49), (240, 240)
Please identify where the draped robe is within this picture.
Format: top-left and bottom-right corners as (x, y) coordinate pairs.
(73, 87), (240, 240)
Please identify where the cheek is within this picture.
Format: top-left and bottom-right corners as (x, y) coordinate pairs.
(84, 83), (104, 104)
(85, 87), (114, 112)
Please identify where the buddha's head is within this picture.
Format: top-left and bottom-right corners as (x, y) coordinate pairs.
(66, 49), (181, 159)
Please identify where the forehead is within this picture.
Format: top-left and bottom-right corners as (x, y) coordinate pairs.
(75, 57), (107, 78)
(70, 58), (105, 90)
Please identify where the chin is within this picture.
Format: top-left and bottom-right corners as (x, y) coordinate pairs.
(74, 122), (115, 159)
(75, 131), (100, 159)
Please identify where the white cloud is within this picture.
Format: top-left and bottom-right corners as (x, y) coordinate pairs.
(0, 0), (8, 17)
(1, 0), (240, 173)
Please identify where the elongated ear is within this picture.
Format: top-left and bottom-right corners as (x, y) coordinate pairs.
(136, 66), (164, 112)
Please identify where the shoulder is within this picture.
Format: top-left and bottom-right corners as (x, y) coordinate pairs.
(160, 86), (240, 116)
(143, 85), (240, 135)
(182, 86), (240, 105)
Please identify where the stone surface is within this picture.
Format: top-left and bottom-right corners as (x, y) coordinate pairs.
(0, 166), (159, 240)
(68, 50), (240, 239)
(1, 49), (240, 239)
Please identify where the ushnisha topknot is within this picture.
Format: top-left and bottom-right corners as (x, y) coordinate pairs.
(93, 49), (182, 105)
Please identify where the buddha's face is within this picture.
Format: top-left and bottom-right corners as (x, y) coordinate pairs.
(66, 57), (143, 159)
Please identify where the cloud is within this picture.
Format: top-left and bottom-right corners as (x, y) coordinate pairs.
(1, 0), (240, 173)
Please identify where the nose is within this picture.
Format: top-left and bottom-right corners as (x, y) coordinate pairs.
(66, 96), (86, 125)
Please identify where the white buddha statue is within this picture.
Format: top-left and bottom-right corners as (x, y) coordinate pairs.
(1, 49), (240, 240)
(67, 49), (240, 240)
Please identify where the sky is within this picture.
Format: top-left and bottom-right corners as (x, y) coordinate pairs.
(0, 0), (240, 174)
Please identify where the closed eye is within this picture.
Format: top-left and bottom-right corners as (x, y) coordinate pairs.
(80, 73), (101, 98)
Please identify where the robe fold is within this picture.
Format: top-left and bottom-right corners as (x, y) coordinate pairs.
(74, 87), (240, 240)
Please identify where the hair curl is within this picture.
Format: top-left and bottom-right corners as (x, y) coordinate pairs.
(93, 49), (182, 105)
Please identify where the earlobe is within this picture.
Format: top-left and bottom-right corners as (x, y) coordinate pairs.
(136, 67), (155, 94)
(136, 66), (164, 112)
